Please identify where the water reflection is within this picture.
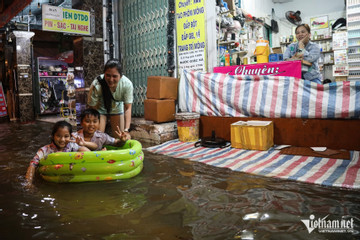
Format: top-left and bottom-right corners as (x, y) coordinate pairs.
(0, 121), (359, 239)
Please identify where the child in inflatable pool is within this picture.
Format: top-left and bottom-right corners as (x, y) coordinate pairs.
(73, 108), (130, 151)
(25, 120), (92, 187)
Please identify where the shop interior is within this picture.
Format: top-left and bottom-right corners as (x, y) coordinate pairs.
(0, 0), (86, 124)
(215, 0), (351, 82)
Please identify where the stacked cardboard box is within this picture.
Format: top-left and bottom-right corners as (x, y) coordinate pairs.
(144, 76), (179, 123)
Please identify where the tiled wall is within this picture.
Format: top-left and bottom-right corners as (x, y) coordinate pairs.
(78, 0), (104, 87)
(11, 31), (35, 122)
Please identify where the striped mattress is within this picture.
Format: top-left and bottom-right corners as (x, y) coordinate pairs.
(146, 140), (360, 189)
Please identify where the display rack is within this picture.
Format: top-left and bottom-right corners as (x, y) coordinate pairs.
(331, 30), (349, 79)
(347, 0), (360, 80)
(316, 38), (334, 80)
(216, 9), (237, 66)
(36, 57), (68, 115)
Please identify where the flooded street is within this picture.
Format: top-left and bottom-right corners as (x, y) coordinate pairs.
(0, 121), (359, 239)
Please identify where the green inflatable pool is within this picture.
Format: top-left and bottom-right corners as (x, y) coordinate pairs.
(39, 140), (144, 183)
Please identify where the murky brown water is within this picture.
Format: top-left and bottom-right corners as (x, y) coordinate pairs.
(0, 121), (359, 240)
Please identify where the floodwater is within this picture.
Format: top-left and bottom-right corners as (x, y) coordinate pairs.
(0, 121), (359, 240)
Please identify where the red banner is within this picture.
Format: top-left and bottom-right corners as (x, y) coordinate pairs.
(213, 60), (302, 79)
(0, 0), (32, 28)
(0, 82), (8, 117)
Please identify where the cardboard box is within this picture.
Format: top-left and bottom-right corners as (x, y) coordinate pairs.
(335, 76), (347, 82)
(223, 0), (235, 13)
(144, 99), (175, 123)
(147, 76), (179, 100)
(272, 47), (282, 54)
(231, 120), (274, 151)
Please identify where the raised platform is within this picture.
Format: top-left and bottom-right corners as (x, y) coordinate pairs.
(130, 118), (178, 145)
(200, 116), (360, 151)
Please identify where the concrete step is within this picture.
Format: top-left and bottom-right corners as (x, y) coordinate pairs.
(130, 118), (178, 145)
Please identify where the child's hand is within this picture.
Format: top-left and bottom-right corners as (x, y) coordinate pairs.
(24, 181), (36, 191)
(70, 134), (86, 146)
(76, 136), (86, 146)
(114, 126), (131, 142)
(70, 134), (98, 150)
(24, 165), (37, 191)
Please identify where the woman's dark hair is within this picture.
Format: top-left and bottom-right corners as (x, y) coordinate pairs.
(99, 59), (122, 113)
(51, 121), (73, 142)
(80, 108), (100, 122)
(104, 58), (122, 74)
(295, 24), (311, 33)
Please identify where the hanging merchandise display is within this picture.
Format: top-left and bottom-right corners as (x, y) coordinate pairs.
(216, 3), (269, 67)
(36, 57), (84, 117)
(60, 68), (77, 126)
(37, 58), (69, 115)
(271, 8), (279, 33)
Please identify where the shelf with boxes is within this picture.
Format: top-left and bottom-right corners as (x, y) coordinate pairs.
(280, 37), (332, 47)
(216, 1), (261, 66)
(280, 42), (290, 46)
(315, 38), (334, 80)
(39, 71), (68, 77)
(347, 0), (360, 79)
(37, 58), (70, 115)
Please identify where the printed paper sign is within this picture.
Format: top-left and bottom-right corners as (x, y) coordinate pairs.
(176, 0), (206, 72)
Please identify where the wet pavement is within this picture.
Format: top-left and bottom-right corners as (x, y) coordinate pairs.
(0, 121), (359, 239)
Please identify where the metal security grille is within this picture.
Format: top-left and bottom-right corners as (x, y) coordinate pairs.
(120, 0), (169, 116)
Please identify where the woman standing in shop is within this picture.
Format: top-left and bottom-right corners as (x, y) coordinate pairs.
(284, 24), (322, 84)
(87, 59), (133, 139)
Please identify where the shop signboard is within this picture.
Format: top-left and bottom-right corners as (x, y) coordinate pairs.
(213, 61), (302, 79)
(176, 0), (207, 72)
(42, 4), (91, 35)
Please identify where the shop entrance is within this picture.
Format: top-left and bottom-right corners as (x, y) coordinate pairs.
(32, 30), (84, 126)
(120, 0), (169, 116)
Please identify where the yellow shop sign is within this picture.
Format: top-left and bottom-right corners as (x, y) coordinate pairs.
(42, 4), (91, 35)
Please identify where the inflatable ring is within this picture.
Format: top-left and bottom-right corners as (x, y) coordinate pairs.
(39, 140), (144, 183)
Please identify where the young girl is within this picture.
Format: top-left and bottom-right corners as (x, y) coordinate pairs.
(73, 108), (129, 151)
(25, 121), (91, 187)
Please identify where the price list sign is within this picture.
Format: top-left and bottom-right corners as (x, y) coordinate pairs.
(176, 0), (207, 71)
